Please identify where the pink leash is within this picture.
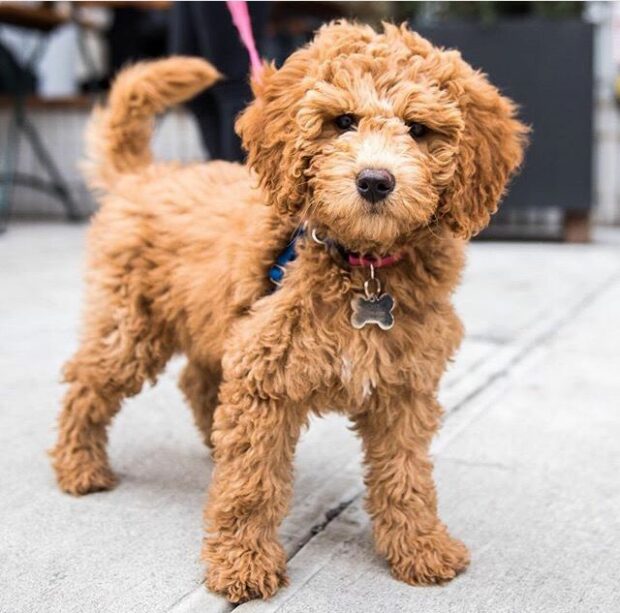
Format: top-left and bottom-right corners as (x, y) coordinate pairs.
(225, 5), (402, 271)
(226, 1), (263, 81)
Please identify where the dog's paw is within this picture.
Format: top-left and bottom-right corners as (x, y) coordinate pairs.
(390, 529), (470, 586)
(51, 448), (117, 496)
(204, 538), (288, 603)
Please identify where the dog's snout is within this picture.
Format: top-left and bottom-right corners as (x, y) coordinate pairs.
(355, 169), (395, 204)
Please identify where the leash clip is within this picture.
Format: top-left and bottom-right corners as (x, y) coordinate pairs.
(363, 263), (381, 300)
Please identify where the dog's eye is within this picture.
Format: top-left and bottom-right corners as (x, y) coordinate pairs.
(334, 114), (357, 131)
(409, 122), (428, 139)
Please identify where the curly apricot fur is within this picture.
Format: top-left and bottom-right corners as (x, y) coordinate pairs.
(51, 22), (526, 602)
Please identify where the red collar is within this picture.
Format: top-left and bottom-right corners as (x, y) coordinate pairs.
(347, 252), (404, 268)
(308, 226), (404, 270)
(269, 227), (404, 290)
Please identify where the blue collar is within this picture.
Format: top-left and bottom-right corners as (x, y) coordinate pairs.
(269, 226), (400, 290)
(268, 227), (305, 288)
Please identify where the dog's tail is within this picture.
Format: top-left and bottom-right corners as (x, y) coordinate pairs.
(84, 57), (220, 189)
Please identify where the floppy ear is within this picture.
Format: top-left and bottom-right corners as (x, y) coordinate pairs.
(236, 21), (376, 216)
(235, 55), (314, 216)
(438, 62), (528, 239)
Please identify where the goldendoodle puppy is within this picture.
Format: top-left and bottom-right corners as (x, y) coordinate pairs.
(51, 21), (526, 603)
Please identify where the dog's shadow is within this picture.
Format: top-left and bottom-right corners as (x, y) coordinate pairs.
(109, 443), (214, 499)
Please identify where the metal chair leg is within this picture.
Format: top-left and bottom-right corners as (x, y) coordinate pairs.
(0, 32), (83, 229)
(0, 114), (20, 234)
(20, 116), (82, 221)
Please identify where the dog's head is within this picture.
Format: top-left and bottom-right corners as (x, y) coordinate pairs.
(237, 21), (527, 251)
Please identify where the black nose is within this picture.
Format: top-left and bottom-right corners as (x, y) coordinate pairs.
(355, 169), (395, 203)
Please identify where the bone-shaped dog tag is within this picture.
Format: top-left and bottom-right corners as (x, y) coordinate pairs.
(351, 293), (395, 330)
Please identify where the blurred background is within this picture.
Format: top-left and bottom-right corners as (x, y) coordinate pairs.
(2, 6), (620, 611)
(0, 0), (618, 240)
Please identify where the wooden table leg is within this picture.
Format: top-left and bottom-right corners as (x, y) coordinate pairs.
(563, 210), (591, 243)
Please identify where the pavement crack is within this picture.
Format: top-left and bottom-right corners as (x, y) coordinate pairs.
(290, 495), (360, 559)
(440, 456), (515, 471)
(228, 496), (362, 610)
(467, 333), (509, 345)
(449, 269), (620, 416)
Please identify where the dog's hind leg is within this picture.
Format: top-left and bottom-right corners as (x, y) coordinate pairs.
(50, 291), (174, 495)
(178, 361), (221, 448)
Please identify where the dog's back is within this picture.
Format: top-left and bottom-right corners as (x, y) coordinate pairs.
(79, 57), (288, 358)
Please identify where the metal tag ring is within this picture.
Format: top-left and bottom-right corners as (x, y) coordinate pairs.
(364, 277), (381, 300)
(311, 228), (327, 246)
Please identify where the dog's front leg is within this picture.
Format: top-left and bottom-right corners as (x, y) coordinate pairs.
(354, 394), (470, 585)
(203, 374), (307, 603)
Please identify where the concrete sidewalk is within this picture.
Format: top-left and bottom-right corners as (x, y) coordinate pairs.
(1, 222), (619, 613)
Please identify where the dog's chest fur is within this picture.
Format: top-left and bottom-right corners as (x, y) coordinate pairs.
(223, 229), (464, 415)
(273, 243), (464, 414)
(337, 346), (382, 409)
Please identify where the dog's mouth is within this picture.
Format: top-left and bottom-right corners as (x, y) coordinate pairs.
(306, 192), (437, 253)
(307, 213), (413, 255)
